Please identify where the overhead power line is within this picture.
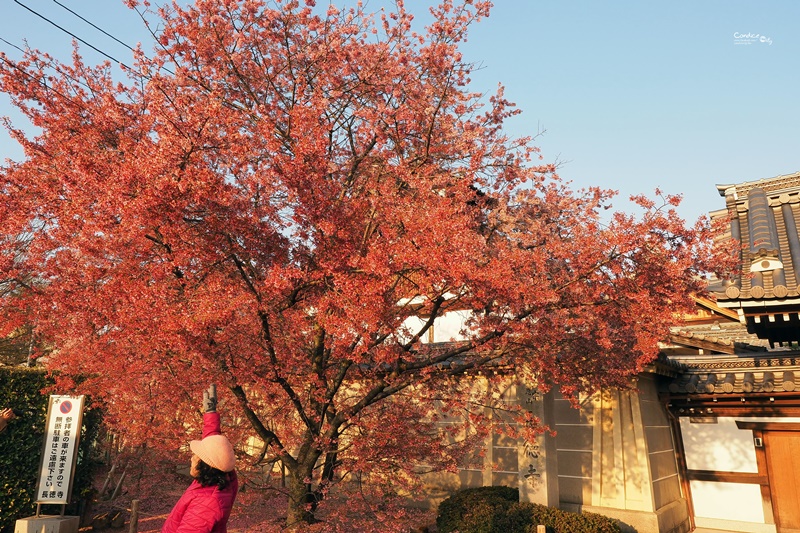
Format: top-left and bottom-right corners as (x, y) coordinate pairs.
(12, 0), (130, 70)
(7, 0), (177, 78)
(51, 0), (137, 53)
(0, 36), (94, 93)
(3, 0), (248, 118)
(0, 51), (83, 109)
(0, 36), (30, 56)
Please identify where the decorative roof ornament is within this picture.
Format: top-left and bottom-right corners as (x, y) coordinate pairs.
(711, 172), (800, 346)
(746, 187), (783, 273)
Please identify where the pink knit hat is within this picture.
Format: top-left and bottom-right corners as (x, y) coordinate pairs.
(190, 435), (236, 473)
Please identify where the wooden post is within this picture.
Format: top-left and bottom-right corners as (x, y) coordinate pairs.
(129, 500), (139, 533)
(536, 525), (546, 533)
(100, 463), (117, 498)
(110, 466), (128, 501)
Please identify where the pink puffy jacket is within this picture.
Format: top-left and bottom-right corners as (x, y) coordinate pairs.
(161, 412), (239, 533)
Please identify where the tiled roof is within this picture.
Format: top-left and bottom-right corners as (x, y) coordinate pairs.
(643, 352), (685, 378)
(710, 171), (800, 346)
(666, 351), (800, 395)
(666, 322), (770, 354)
(712, 171), (800, 303)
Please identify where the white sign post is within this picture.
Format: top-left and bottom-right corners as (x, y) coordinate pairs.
(15, 395), (85, 533)
(35, 395), (85, 506)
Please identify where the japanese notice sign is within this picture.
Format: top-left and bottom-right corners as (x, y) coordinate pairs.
(35, 395), (85, 504)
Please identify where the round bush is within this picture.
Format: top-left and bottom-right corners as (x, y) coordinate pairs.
(437, 486), (519, 533)
(437, 485), (622, 533)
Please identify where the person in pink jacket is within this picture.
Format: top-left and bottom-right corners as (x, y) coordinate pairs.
(162, 385), (239, 533)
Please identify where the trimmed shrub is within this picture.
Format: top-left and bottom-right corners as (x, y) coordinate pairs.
(515, 502), (622, 533)
(436, 486), (519, 533)
(437, 486), (623, 533)
(0, 367), (102, 533)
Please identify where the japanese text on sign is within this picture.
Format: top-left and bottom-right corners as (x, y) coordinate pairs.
(35, 395), (84, 504)
(521, 385), (543, 489)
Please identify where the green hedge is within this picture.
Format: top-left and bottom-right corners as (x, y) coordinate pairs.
(0, 367), (102, 533)
(437, 486), (519, 533)
(437, 486), (623, 533)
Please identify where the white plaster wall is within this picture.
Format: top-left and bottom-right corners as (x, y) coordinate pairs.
(680, 417), (758, 472)
(682, 416), (800, 524)
(689, 481), (764, 522)
(400, 310), (472, 343)
(432, 310), (472, 342)
(401, 316), (427, 342)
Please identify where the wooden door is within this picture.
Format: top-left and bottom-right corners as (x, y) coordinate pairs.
(765, 431), (800, 533)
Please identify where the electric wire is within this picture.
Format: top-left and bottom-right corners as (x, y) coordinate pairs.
(0, 37), (30, 56)
(12, 0), (131, 71)
(50, 0), (137, 53)
(48, 0), (176, 76)
(2, 0), (179, 96)
(0, 40), (85, 108)
(0, 36), (94, 93)
(7, 0), (189, 86)
(3, 0), (251, 123)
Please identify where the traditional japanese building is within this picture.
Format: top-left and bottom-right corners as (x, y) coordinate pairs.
(663, 171), (800, 533)
(421, 171), (800, 533)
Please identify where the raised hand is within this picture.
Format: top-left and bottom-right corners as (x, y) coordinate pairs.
(202, 384), (217, 413)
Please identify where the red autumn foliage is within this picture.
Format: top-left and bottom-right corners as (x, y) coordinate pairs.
(0, 1), (732, 529)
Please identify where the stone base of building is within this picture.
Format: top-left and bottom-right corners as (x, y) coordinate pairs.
(694, 516), (775, 533)
(561, 499), (691, 533)
(14, 515), (80, 533)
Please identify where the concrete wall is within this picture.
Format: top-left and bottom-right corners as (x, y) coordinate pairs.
(418, 375), (557, 507)
(419, 372), (692, 532)
(639, 376), (682, 512)
(417, 375), (522, 508)
(553, 391), (593, 505)
(555, 375), (689, 533)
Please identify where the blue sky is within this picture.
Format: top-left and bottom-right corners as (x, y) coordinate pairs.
(1, 1), (798, 222)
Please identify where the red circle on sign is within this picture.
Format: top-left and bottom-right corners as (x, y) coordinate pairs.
(60, 401), (72, 414)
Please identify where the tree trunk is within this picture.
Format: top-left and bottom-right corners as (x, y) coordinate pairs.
(285, 468), (319, 530)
